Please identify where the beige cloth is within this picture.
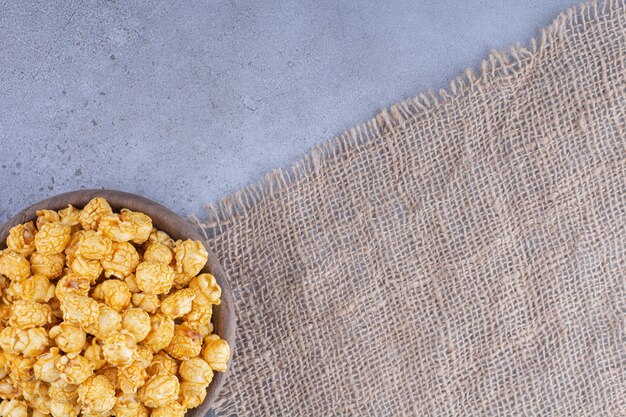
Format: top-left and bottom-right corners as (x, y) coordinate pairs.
(201, 1), (625, 415)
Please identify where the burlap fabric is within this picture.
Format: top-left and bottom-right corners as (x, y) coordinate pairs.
(201, 1), (625, 415)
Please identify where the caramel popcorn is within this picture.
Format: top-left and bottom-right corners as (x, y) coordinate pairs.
(50, 323), (87, 354)
(189, 273), (222, 305)
(178, 381), (207, 409)
(59, 293), (99, 329)
(142, 313), (174, 353)
(92, 279), (131, 312)
(99, 214), (137, 243)
(0, 399), (28, 417)
(202, 334), (231, 372)
(35, 222), (72, 254)
(113, 394), (149, 417)
(160, 288), (195, 319)
(146, 351), (178, 377)
(137, 374), (179, 408)
(166, 325), (203, 360)
(84, 305), (122, 340)
(142, 243), (172, 265)
(118, 361), (148, 394)
(102, 331), (137, 367)
(13, 274), (55, 302)
(69, 256), (102, 283)
(145, 229), (174, 250)
(9, 300), (51, 329)
(57, 355), (95, 385)
(34, 348), (62, 382)
(6, 222), (37, 255)
(0, 251), (30, 282)
(174, 239), (208, 278)
(36, 210), (61, 229)
(59, 205), (82, 227)
(134, 261), (175, 295)
(120, 209), (153, 244)
(0, 197), (229, 414)
(121, 308), (151, 342)
(101, 242), (139, 279)
(30, 252), (65, 279)
(179, 357), (214, 385)
(77, 375), (116, 414)
(151, 401), (185, 417)
(78, 198), (112, 230)
(74, 231), (113, 260)
(130, 293), (160, 314)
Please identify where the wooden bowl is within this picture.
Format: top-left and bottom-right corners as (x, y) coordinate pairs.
(0, 190), (235, 416)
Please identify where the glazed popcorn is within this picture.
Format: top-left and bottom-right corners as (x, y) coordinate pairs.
(0, 197), (229, 415)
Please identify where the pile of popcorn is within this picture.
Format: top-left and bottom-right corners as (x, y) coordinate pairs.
(0, 198), (230, 417)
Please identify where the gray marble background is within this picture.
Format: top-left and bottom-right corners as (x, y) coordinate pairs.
(0, 0), (580, 225)
(0, 0), (582, 415)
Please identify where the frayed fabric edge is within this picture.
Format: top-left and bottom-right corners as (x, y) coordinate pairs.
(199, 0), (623, 238)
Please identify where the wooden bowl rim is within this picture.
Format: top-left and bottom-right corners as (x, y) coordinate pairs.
(0, 189), (236, 416)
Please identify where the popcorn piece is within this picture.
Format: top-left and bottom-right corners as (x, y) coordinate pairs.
(142, 243), (173, 265)
(85, 305), (122, 340)
(123, 274), (141, 293)
(8, 355), (35, 383)
(9, 300), (51, 329)
(134, 261), (175, 295)
(92, 279), (131, 312)
(151, 402), (185, 417)
(179, 357), (213, 385)
(0, 251), (30, 282)
(49, 379), (79, 403)
(69, 255), (102, 282)
(183, 303), (212, 326)
(0, 377), (18, 400)
(102, 331), (137, 367)
(101, 242), (139, 279)
(12, 274), (55, 303)
(77, 374), (116, 414)
(58, 205), (82, 227)
(35, 222), (72, 254)
(120, 209), (152, 245)
(6, 222), (37, 255)
(173, 272), (194, 288)
(145, 229), (174, 250)
(50, 323), (87, 354)
(201, 334), (230, 372)
(178, 381), (207, 409)
(113, 393), (149, 417)
(147, 351), (178, 377)
(137, 374), (180, 408)
(36, 209), (61, 230)
(17, 327), (50, 357)
(141, 313), (174, 353)
(57, 354), (95, 384)
(99, 214), (137, 243)
(78, 198), (113, 230)
(0, 352), (9, 379)
(74, 231), (113, 260)
(165, 324), (203, 360)
(121, 308), (151, 342)
(59, 293), (100, 329)
(63, 230), (86, 265)
(30, 252), (65, 279)
(96, 366), (119, 389)
(0, 399), (28, 417)
(160, 288), (195, 319)
(34, 347), (62, 382)
(117, 360), (148, 394)
(50, 399), (81, 417)
(174, 239), (208, 277)
(0, 327), (20, 354)
(83, 339), (106, 370)
(131, 293), (160, 314)
(189, 273), (222, 305)
(134, 345), (153, 370)
(55, 274), (90, 301)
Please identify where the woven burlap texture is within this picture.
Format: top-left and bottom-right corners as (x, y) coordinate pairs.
(201, 1), (625, 415)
